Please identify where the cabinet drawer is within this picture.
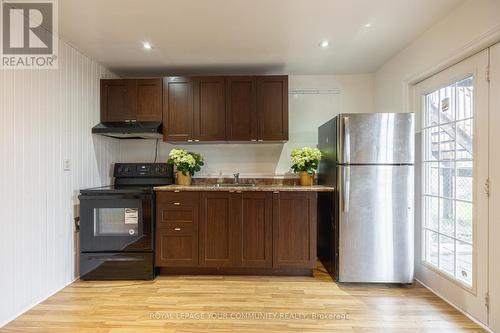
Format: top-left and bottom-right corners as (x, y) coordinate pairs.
(157, 191), (200, 206)
(157, 207), (198, 224)
(161, 223), (194, 235)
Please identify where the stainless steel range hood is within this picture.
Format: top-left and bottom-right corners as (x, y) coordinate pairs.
(91, 122), (162, 139)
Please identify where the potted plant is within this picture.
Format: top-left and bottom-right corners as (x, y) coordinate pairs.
(168, 148), (204, 186)
(290, 147), (322, 186)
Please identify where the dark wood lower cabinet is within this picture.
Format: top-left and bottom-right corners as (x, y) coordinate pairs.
(273, 192), (317, 269)
(155, 191), (317, 274)
(199, 192), (236, 267)
(155, 192), (199, 267)
(236, 192), (273, 268)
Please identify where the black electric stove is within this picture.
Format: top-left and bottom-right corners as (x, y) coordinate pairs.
(78, 163), (173, 280)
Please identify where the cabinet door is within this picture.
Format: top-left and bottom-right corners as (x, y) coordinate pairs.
(156, 226), (198, 267)
(193, 77), (226, 141)
(273, 192), (317, 269)
(199, 192), (236, 266)
(163, 77), (194, 141)
(235, 192), (272, 268)
(226, 76), (257, 141)
(136, 79), (162, 122)
(256, 76), (288, 140)
(100, 79), (136, 122)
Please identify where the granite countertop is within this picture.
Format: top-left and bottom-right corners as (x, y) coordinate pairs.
(154, 184), (335, 192)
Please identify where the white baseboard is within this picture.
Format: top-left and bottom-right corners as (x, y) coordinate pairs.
(0, 278), (77, 328)
(416, 278), (493, 333)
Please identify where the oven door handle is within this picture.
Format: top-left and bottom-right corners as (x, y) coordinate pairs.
(79, 194), (150, 200)
(86, 255), (145, 262)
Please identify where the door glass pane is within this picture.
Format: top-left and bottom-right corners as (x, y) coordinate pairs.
(422, 76), (474, 287)
(94, 208), (139, 236)
(425, 230), (439, 267)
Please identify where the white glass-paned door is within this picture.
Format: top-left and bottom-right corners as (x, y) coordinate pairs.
(414, 49), (488, 325)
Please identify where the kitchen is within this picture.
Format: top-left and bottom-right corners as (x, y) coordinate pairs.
(1, 0), (500, 332)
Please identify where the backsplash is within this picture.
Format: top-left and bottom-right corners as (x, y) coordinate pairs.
(191, 177), (305, 186)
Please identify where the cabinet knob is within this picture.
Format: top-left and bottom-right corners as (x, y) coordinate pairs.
(173, 202), (181, 206)
(174, 227), (181, 231)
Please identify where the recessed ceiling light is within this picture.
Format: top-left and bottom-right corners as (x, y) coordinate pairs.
(364, 23), (372, 28)
(143, 42), (152, 50)
(319, 40), (329, 48)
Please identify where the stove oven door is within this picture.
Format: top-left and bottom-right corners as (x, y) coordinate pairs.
(79, 193), (153, 252)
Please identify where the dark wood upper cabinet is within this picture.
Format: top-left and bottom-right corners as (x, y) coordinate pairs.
(199, 192), (236, 267)
(273, 192), (317, 269)
(100, 78), (162, 123)
(257, 76), (289, 141)
(163, 77), (194, 141)
(226, 76), (257, 141)
(193, 77), (226, 141)
(100, 79), (136, 122)
(235, 192), (273, 268)
(136, 79), (162, 122)
(163, 75), (288, 142)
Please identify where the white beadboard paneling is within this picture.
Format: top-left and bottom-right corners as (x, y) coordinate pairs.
(0, 39), (119, 327)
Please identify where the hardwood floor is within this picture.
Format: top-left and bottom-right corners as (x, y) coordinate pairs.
(2, 264), (485, 333)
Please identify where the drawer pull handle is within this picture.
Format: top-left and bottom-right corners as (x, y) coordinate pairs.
(174, 190), (180, 193)
(174, 227), (181, 231)
(173, 202), (181, 206)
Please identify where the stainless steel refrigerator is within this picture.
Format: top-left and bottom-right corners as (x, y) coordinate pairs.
(317, 113), (414, 283)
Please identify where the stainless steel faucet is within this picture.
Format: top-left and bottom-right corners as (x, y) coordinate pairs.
(233, 172), (240, 185)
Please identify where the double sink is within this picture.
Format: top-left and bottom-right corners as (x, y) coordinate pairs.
(210, 173), (256, 188)
(211, 183), (256, 188)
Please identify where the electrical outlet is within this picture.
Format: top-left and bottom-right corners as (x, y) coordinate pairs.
(63, 159), (71, 171)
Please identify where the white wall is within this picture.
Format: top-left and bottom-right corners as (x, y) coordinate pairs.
(375, 0), (500, 115)
(0, 40), (118, 326)
(120, 74), (374, 176)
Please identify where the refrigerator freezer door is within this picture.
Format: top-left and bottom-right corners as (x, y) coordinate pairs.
(339, 113), (414, 165)
(337, 165), (414, 283)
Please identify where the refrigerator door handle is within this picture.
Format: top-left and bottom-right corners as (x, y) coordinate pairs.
(343, 116), (350, 163)
(343, 167), (350, 213)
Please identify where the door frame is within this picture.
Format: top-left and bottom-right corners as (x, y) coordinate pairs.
(488, 42), (500, 332)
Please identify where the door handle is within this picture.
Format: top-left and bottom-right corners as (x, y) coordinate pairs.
(343, 116), (350, 164)
(343, 167), (350, 213)
(88, 256), (143, 262)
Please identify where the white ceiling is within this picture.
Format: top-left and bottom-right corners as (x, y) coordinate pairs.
(59, 0), (463, 76)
